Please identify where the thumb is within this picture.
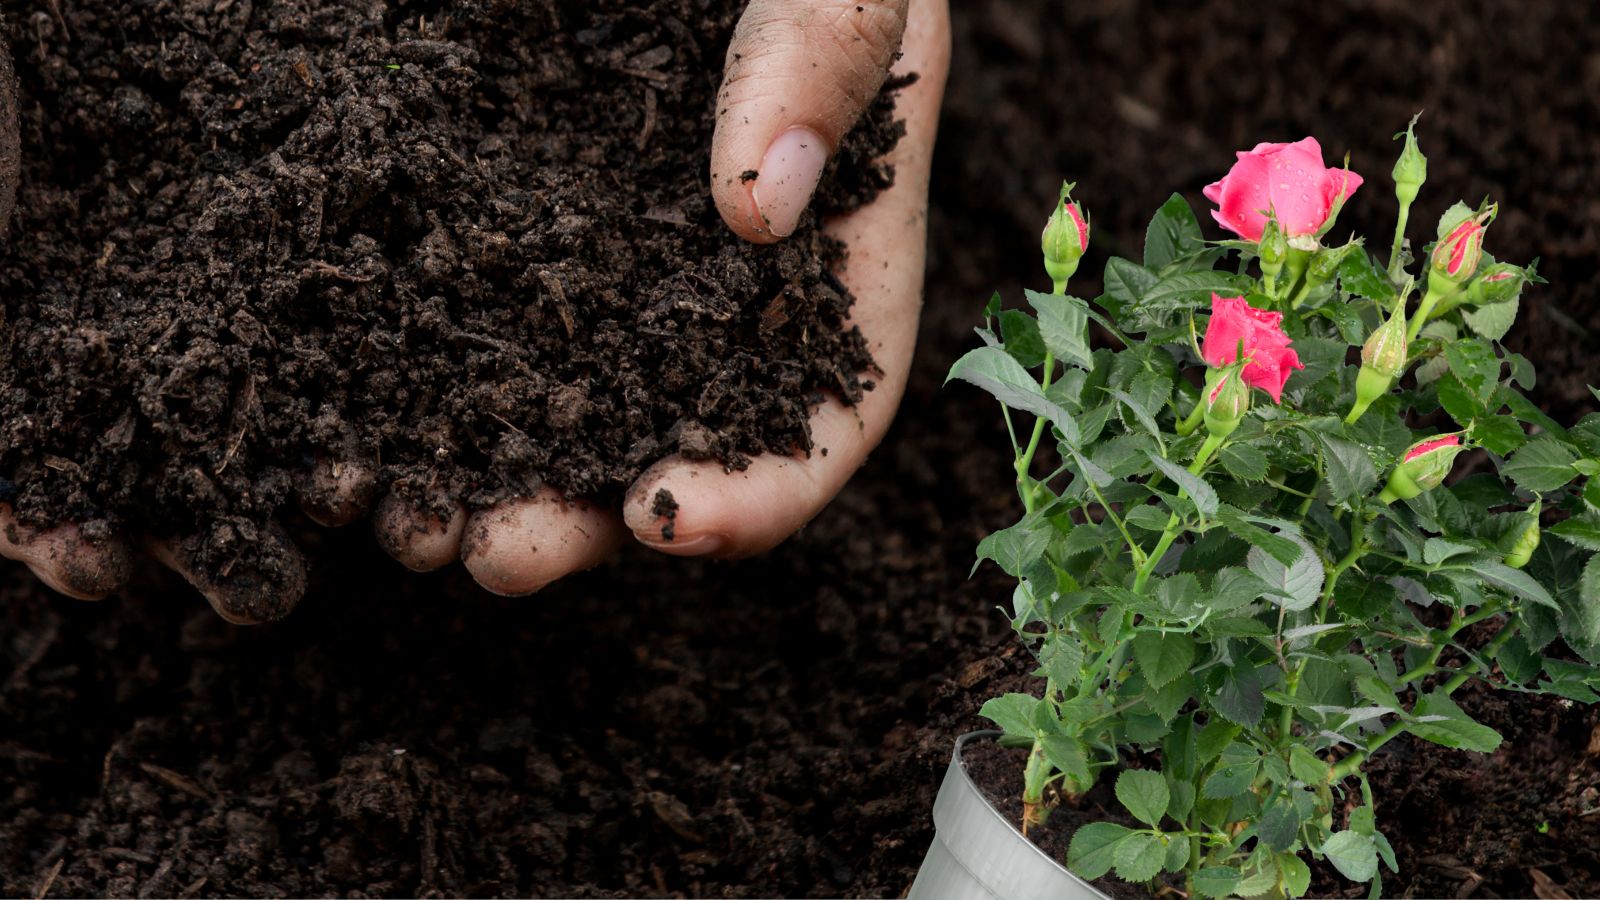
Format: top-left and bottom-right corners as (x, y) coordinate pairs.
(711, 0), (910, 243)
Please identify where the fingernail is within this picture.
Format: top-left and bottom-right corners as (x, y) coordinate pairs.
(639, 532), (728, 557)
(752, 127), (829, 238)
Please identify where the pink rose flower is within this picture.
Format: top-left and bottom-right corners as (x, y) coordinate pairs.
(1200, 294), (1305, 403)
(1203, 137), (1364, 242)
(1402, 434), (1462, 463)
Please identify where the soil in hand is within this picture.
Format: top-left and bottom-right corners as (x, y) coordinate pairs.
(0, 0), (897, 593)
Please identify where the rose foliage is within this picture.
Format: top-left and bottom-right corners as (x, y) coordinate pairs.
(952, 122), (1600, 899)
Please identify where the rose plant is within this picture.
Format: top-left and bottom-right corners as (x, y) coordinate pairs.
(950, 121), (1600, 898)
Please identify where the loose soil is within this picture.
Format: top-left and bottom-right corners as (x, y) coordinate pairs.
(4, 1), (1600, 898)
(0, 0), (896, 592)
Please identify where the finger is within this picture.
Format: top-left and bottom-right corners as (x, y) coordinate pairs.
(148, 523), (307, 625)
(298, 457), (380, 528)
(626, 0), (950, 557)
(373, 491), (466, 573)
(460, 489), (626, 597)
(0, 503), (132, 601)
(711, 0), (911, 243)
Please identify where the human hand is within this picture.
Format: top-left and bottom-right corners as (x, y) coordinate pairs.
(5, 0), (952, 610)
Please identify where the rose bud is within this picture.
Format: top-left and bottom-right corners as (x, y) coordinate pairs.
(1392, 115), (1428, 208)
(1042, 182), (1090, 292)
(1501, 499), (1542, 570)
(1260, 217), (1288, 280)
(1345, 300), (1409, 424)
(1379, 433), (1466, 504)
(1468, 262), (1527, 306)
(1200, 294), (1305, 404)
(1202, 364), (1251, 439)
(1430, 208), (1495, 284)
(1203, 137), (1364, 244)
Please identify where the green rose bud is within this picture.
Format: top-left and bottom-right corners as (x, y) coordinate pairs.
(1467, 262), (1527, 306)
(1042, 182), (1089, 292)
(1501, 499), (1542, 570)
(1379, 434), (1466, 504)
(1202, 365), (1251, 440)
(1392, 115), (1427, 208)
(1260, 217), (1288, 281)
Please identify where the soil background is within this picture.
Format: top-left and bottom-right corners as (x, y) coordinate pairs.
(5, 1), (1600, 898)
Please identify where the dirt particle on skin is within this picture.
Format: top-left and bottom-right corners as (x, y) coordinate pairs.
(651, 488), (679, 541)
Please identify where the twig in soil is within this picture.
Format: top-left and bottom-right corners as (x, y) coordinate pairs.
(137, 762), (213, 800)
(33, 858), (63, 900)
(177, 877), (207, 898)
(636, 87), (658, 152)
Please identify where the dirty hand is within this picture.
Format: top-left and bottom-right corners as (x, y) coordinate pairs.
(3, 0), (952, 610)
(371, 0), (951, 595)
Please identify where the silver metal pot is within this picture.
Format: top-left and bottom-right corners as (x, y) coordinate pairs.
(908, 731), (1109, 900)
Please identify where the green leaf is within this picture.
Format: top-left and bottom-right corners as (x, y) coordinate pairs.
(1114, 833), (1167, 883)
(1316, 434), (1379, 504)
(1140, 271), (1256, 316)
(1209, 567), (1268, 612)
(1438, 372), (1488, 426)
(1259, 797), (1302, 851)
(1068, 822), (1135, 880)
(1042, 735), (1093, 786)
(1551, 515), (1600, 552)
(1444, 339), (1501, 403)
(1502, 437), (1580, 493)
(1108, 387), (1165, 440)
(1495, 633), (1543, 685)
(1408, 691), (1503, 752)
(1322, 831), (1379, 883)
(1217, 507), (1304, 566)
(1212, 665), (1268, 727)
(1025, 290), (1095, 370)
(1289, 745), (1330, 786)
(1436, 201), (1474, 238)
(1277, 851), (1313, 897)
(1339, 249), (1397, 302)
(998, 309), (1047, 367)
(1464, 298), (1519, 342)
(1191, 866), (1241, 899)
(1148, 452), (1218, 517)
(1247, 533), (1325, 612)
(1219, 442), (1270, 482)
(1115, 769), (1170, 828)
(1472, 415), (1528, 456)
(1163, 832), (1191, 873)
(978, 693), (1040, 738)
(1038, 634), (1084, 688)
(1565, 555), (1600, 647)
(1133, 631), (1195, 690)
(974, 514), (1053, 577)
(1201, 743), (1259, 797)
(1472, 559), (1560, 610)
(1145, 193), (1204, 270)
(947, 347), (1080, 446)
(1100, 257), (1160, 313)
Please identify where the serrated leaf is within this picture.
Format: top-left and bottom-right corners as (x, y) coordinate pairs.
(1496, 633), (1543, 684)
(998, 309), (1047, 367)
(1108, 387), (1165, 440)
(1472, 559), (1560, 610)
(947, 347), (1081, 446)
(1163, 832), (1190, 873)
(1025, 290), (1095, 370)
(1339, 249), (1397, 302)
(1464, 298), (1519, 341)
(1322, 830), (1379, 883)
(1316, 434), (1379, 503)
(1191, 866), (1242, 899)
(1145, 193), (1204, 270)
(1038, 634), (1084, 688)
(1212, 665), (1268, 726)
(1444, 339), (1501, 403)
(1114, 832), (1167, 882)
(1472, 415), (1528, 456)
(1248, 533), (1325, 611)
(1201, 744), (1259, 797)
(1438, 372), (1488, 426)
(1278, 851), (1313, 897)
(1564, 555), (1600, 647)
(1068, 822), (1135, 880)
(1217, 507), (1304, 566)
(1502, 437), (1580, 493)
(1210, 567), (1268, 612)
(1408, 691), (1503, 752)
(1289, 745), (1330, 785)
(1148, 452), (1218, 517)
(1259, 798), (1302, 851)
(1219, 443), (1270, 482)
(1551, 516), (1600, 552)
(1115, 769), (1170, 828)
(1140, 271), (1256, 315)
(1133, 631), (1195, 691)
(974, 514), (1053, 577)
(1041, 735), (1093, 786)
(1100, 257), (1160, 313)
(978, 693), (1040, 738)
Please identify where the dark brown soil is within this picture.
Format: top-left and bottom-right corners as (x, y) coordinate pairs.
(0, 0), (894, 586)
(4, 1), (1600, 898)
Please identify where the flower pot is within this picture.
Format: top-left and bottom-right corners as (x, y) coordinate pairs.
(908, 731), (1108, 900)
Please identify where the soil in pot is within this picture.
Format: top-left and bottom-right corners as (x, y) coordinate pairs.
(0, 0), (898, 586)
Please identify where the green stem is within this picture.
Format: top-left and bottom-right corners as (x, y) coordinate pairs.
(1330, 607), (1512, 781)
(1406, 281), (1460, 343)
(1131, 434), (1223, 595)
(1175, 396), (1206, 437)
(1016, 352), (1057, 512)
(1387, 202), (1412, 283)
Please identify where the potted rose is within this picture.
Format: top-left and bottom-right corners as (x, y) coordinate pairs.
(911, 122), (1599, 899)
